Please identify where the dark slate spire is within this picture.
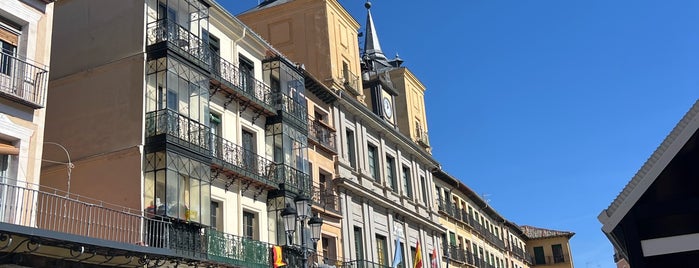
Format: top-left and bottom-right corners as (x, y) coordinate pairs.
(363, 1), (388, 63)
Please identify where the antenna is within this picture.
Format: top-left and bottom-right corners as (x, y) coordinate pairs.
(482, 193), (491, 209)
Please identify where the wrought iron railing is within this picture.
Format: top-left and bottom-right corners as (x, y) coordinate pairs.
(508, 244), (527, 260)
(308, 119), (336, 151)
(146, 19), (209, 66)
(210, 52), (274, 109)
(0, 51), (48, 108)
(207, 229), (271, 268)
(0, 178), (284, 266)
(210, 133), (278, 187)
(274, 164), (311, 195)
(310, 182), (341, 214)
(532, 254), (568, 266)
(415, 124), (430, 148)
(145, 109), (211, 154)
(342, 260), (390, 268)
(341, 69), (360, 94)
(437, 201), (506, 250)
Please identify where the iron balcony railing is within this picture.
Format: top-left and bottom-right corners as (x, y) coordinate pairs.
(0, 178), (281, 266)
(308, 119), (336, 151)
(508, 244), (527, 260)
(437, 201), (506, 250)
(146, 19), (209, 67)
(210, 133), (278, 188)
(207, 229), (271, 268)
(210, 52), (274, 111)
(145, 109), (211, 155)
(532, 255), (568, 266)
(341, 68), (360, 95)
(342, 260), (390, 268)
(415, 124), (430, 148)
(274, 164), (311, 195)
(310, 182), (341, 214)
(0, 51), (48, 108)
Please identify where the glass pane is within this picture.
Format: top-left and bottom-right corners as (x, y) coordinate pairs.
(166, 169), (178, 218)
(189, 177), (200, 223)
(201, 181), (210, 226)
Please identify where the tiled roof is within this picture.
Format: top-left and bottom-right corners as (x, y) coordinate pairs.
(520, 225), (574, 240)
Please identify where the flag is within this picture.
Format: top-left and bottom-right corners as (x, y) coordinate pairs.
(392, 236), (402, 268)
(272, 245), (287, 268)
(413, 241), (423, 268)
(431, 248), (438, 268)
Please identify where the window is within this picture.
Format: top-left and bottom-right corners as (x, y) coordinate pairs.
(210, 201), (222, 231)
(346, 130), (356, 168)
(210, 113), (221, 156)
(402, 166), (412, 198)
(533, 246), (545, 265)
(552, 244), (564, 263)
(354, 226), (364, 260)
(376, 234), (388, 266)
(321, 236), (338, 263)
(367, 144), (378, 181)
(0, 39), (16, 76)
(243, 211), (256, 239)
(386, 155), (396, 191)
(420, 175), (427, 204)
(398, 242), (406, 268)
(410, 247), (416, 267)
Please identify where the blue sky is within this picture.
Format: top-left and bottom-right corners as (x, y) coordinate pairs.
(224, 1), (699, 267)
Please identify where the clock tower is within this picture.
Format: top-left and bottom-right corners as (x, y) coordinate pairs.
(361, 1), (400, 126)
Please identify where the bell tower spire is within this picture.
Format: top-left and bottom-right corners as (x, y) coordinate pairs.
(363, 1), (388, 63)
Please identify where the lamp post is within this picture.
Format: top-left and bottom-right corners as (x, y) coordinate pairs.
(281, 194), (324, 268)
(43, 141), (74, 196)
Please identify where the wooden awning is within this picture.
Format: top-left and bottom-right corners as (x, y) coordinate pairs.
(0, 143), (19, 155)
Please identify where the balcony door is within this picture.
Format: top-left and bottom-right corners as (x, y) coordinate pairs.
(239, 56), (254, 95)
(242, 129), (257, 173)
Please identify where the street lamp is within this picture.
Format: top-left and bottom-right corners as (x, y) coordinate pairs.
(281, 194), (324, 268)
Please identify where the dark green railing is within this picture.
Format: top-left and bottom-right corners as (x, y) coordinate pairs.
(208, 229), (271, 268)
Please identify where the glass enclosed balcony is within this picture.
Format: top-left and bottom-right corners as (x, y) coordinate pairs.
(0, 51), (48, 108)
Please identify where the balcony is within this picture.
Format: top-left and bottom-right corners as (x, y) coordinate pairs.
(207, 229), (271, 268)
(308, 118), (336, 152)
(341, 260), (390, 268)
(146, 19), (209, 69)
(341, 69), (361, 96)
(0, 51), (48, 108)
(508, 245), (527, 260)
(0, 178), (278, 267)
(532, 255), (568, 266)
(437, 201), (506, 250)
(209, 53), (275, 115)
(145, 109), (211, 155)
(275, 164), (312, 195)
(415, 124), (430, 149)
(310, 182), (342, 214)
(210, 133), (278, 189)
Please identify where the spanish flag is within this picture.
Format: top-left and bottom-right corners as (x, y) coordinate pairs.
(413, 241), (423, 268)
(272, 245), (287, 268)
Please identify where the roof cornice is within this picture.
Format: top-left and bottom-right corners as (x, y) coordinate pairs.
(598, 99), (699, 233)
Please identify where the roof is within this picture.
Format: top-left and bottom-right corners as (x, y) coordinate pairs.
(432, 169), (507, 223)
(520, 225), (575, 240)
(598, 99), (699, 233)
(238, 0), (294, 15)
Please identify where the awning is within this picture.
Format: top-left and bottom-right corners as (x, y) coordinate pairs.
(0, 143), (19, 155)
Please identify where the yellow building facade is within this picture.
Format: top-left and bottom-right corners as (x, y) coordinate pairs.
(521, 226), (575, 268)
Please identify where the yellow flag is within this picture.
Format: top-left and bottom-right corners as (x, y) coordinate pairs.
(273, 245), (287, 268)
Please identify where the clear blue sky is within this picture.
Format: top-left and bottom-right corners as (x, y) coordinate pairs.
(224, 1), (699, 267)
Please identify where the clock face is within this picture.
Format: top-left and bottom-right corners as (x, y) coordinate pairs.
(382, 97), (393, 119)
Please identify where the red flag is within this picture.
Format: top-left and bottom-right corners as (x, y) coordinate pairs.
(414, 241), (423, 268)
(272, 245), (287, 268)
(431, 248), (438, 268)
